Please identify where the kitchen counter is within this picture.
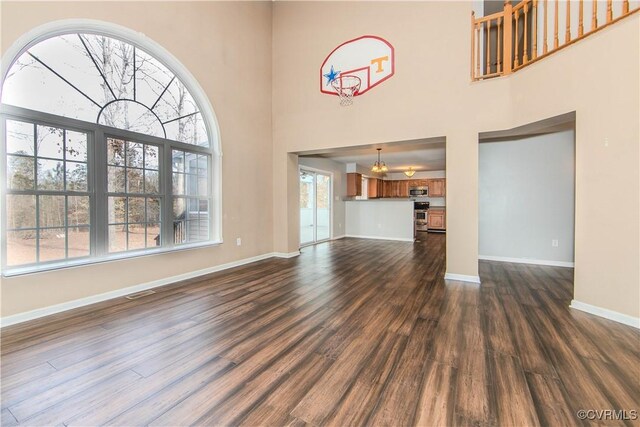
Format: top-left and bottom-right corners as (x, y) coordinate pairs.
(345, 200), (414, 242)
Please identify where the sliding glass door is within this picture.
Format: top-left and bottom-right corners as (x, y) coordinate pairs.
(300, 169), (331, 246)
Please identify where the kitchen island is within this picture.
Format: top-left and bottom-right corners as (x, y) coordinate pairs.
(345, 199), (414, 241)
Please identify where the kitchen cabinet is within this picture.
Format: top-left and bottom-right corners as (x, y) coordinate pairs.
(367, 178), (383, 198)
(398, 180), (410, 197)
(346, 173), (362, 197)
(382, 180), (392, 198)
(428, 179), (446, 197)
(428, 208), (446, 231)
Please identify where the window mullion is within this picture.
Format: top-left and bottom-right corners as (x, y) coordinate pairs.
(93, 128), (108, 256)
(163, 144), (173, 248)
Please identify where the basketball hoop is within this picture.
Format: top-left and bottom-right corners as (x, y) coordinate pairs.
(331, 75), (361, 106)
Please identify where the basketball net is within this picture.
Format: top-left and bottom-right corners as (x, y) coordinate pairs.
(331, 75), (361, 106)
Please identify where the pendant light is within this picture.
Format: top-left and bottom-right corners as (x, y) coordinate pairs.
(371, 148), (388, 173)
(404, 167), (416, 178)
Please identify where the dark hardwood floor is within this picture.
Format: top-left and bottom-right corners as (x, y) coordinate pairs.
(1, 234), (639, 426)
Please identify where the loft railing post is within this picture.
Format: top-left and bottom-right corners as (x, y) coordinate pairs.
(471, 11), (476, 79)
(503, 0), (513, 74)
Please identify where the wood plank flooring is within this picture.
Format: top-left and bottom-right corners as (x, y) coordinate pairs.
(1, 234), (639, 426)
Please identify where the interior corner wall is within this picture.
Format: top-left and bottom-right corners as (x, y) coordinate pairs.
(298, 157), (347, 238)
(479, 130), (576, 264)
(0, 1), (274, 318)
(271, 2), (639, 319)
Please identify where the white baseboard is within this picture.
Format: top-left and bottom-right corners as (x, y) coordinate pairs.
(332, 234), (346, 240)
(570, 300), (640, 329)
(479, 255), (574, 268)
(444, 273), (481, 284)
(344, 234), (415, 243)
(1, 252), (293, 328)
(273, 251), (300, 258)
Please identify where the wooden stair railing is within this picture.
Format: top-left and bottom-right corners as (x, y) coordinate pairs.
(471, 0), (639, 81)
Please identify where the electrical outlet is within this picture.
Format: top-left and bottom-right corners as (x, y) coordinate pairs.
(552, 239), (559, 247)
(236, 237), (242, 246)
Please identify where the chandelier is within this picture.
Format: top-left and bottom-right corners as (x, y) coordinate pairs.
(404, 167), (416, 177)
(371, 148), (388, 173)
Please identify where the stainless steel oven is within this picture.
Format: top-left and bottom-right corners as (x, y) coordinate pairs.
(414, 202), (430, 232)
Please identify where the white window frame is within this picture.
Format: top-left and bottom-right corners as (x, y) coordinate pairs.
(1, 20), (223, 276)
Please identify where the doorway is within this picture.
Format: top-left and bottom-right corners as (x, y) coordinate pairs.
(299, 169), (332, 246)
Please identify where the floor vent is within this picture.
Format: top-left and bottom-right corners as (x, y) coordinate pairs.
(125, 290), (156, 300)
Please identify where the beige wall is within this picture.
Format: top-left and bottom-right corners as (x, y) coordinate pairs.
(1, 1), (638, 321)
(0, 1), (274, 317)
(272, 2), (639, 317)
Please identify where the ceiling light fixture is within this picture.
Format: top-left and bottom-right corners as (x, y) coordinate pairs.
(404, 167), (416, 178)
(371, 148), (388, 173)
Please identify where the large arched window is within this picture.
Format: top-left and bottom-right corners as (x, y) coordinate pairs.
(1, 21), (221, 274)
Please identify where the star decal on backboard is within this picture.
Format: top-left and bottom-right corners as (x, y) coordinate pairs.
(323, 65), (341, 86)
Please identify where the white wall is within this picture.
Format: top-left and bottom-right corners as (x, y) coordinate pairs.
(479, 130), (575, 265)
(299, 157), (346, 238)
(345, 200), (414, 241)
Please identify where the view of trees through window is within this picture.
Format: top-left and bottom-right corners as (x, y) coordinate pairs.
(2, 30), (214, 271)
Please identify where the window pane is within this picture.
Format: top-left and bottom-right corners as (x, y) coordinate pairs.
(99, 101), (164, 137)
(172, 151), (184, 172)
(164, 112), (208, 147)
(197, 176), (208, 197)
(145, 170), (159, 193)
(1, 54), (101, 123)
(107, 138), (125, 166)
(126, 141), (144, 168)
(186, 174), (198, 196)
(6, 120), (34, 155)
(66, 161), (88, 191)
(68, 196), (90, 226)
(147, 223), (161, 247)
(172, 173), (185, 195)
(7, 155), (35, 190)
(39, 195), (65, 228)
(147, 198), (161, 222)
(36, 125), (64, 159)
(37, 159), (64, 190)
(6, 230), (37, 266)
(39, 228), (66, 262)
(108, 166), (126, 193)
(108, 225), (127, 252)
(128, 197), (145, 224)
(65, 131), (87, 162)
(67, 226), (90, 258)
(135, 49), (174, 106)
(6, 195), (36, 229)
(82, 34), (134, 100)
(108, 197), (126, 224)
(173, 198), (186, 219)
(154, 80), (198, 122)
(127, 168), (144, 193)
(144, 145), (159, 170)
(128, 224), (145, 250)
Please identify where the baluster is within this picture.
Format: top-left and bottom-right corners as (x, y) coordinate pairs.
(532, 0), (538, 59)
(476, 23), (481, 78)
(514, 9), (520, 67)
(578, 0), (584, 36)
(554, 0), (559, 48)
(565, 0), (571, 42)
(487, 20), (491, 74)
(503, 0), (513, 74)
(592, 0), (598, 30)
(471, 11), (475, 79)
(623, 0), (629, 13)
(498, 17), (503, 72)
(523, 3), (529, 63)
(543, 0), (549, 53)
(607, 0), (612, 23)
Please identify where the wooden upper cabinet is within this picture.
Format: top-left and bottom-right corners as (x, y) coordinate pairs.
(346, 173), (362, 197)
(398, 180), (410, 197)
(367, 178), (383, 198)
(383, 180), (392, 198)
(429, 179), (446, 197)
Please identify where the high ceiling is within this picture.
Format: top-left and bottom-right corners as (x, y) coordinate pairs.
(301, 138), (446, 172)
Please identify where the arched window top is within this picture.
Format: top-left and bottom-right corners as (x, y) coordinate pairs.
(2, 33), (209, 147)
